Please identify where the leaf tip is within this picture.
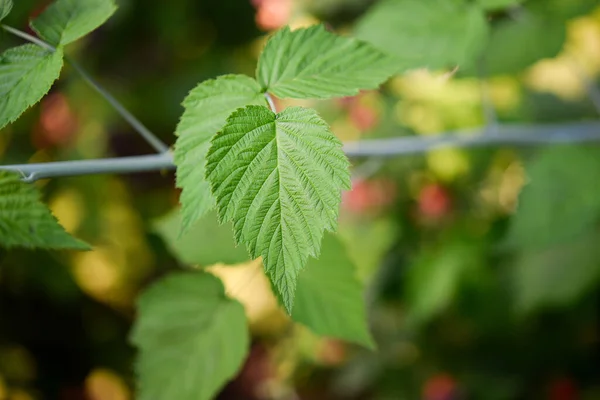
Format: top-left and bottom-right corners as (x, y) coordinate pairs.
(73, 239), (93, 251)
(0, 0), (13, 21)
(360, 334), (377, 351)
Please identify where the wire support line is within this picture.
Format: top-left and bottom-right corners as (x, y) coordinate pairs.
(1, 24), (170, 154)
(0, 153), (175, 183)
(1, 122), (599, 182)
(342, 121), (600, 157)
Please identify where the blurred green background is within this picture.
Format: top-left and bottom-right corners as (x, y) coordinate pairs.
(1, 0), (600, 399)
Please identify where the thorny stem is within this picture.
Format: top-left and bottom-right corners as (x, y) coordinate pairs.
(1, 24), (170, 153)
(1, 122), (600, 182)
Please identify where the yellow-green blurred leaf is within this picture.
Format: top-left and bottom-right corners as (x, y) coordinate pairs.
(513, 232), (600, 314)
(293, 233), (375, 349)
(153, 208), (249, 266)
(355, 0), (489, 70)
(505, 146), (600, 250)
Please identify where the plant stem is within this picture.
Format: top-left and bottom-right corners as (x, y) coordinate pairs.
(1, 25), (55, 51)
(1, 24), (170, 154)
(479, 81), (499, 134)
(2, 122), (600, 182)
(477, 60), (499, 135)
(265, 93), (277, 113)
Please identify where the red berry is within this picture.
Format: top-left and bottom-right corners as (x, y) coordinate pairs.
(548, 377), (578, 400)
(423, 373), (457, 400)
(33, 93), (78, 149)
(418, 184), (451, 219)
(342, 179), (397, 214)
(349, 103), (379, 132)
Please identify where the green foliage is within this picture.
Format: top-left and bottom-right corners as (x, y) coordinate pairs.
(130, 272), (249, 400)
(513, 232), (600, 314)
(353, 0), (593, 76)
(483, 13), (566, 75)
(293, 233), (374, 348)
(477, 0), (521, 10)
(0, 171), (89, 250)
(338, 216), (398, 281)
(153, 208), (249, 266)
(405, 240), (483, 327)
(355, 0), (488, 71)
(506, 146), (600, 314)
(206, 105), (350, 313)
(0, 44), (64, 130)
(0, 0), (12, 22)
(257, 24), (400, 99)
(480, 0), (594, 76)
(505, 146), (600, 250)
(30, 0), (117, 47)
(174, 75), (265, 233)
(529, 0), (600, 20)
(2, 0), (600, 398)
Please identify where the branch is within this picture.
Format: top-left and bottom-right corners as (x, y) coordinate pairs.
(1, 122), (599, 182)
(1, 24), (170, 154)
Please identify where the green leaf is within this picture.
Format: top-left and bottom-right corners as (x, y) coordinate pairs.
(405, 240), (483, 327)
(481, 0), (596, 76)
(505, 146), (600, 250)
(293, 233), (375, 349)
(355, 0), (489, 71)
(528, 0), (599, 21)
(256, 24), (400, 99)
(30, 0), (117, 47)
(484, 13), (566, 75)
(174, 74), (265, 233)
(0, 171), (89, 250)
(0, 44), (64, 130)
(513, 232), (600, 314)
(0, 0), (12, 22)
(131, 272), (249, 400)
(338, 216), (398, 282)
(206, 105), (351, 313)
(153, 208), (249, 266)
(477, 0), (521, 10)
